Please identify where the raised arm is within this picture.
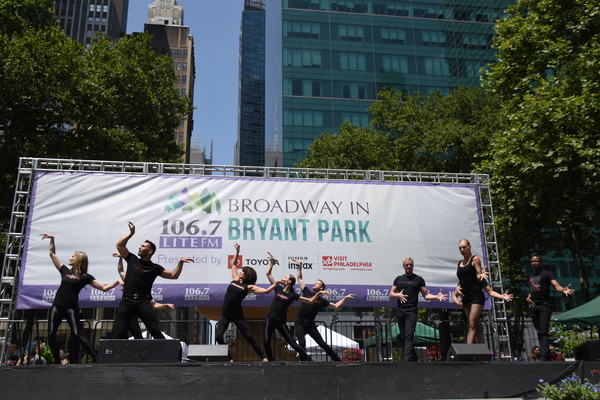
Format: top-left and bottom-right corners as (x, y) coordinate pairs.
(161, 257), (194, 279)
(231, 242), (241, 281)
(113, 253), (126, 280)
(551, 280), (575, 296)
(116, 222), (135, 258)
(421, 287), (448, 302)
(294, 259), (306, 290)
(90, 279), (121, 292)
(40, 234), (62, 270)
(389, 285), (407, 303)
(265, 252), (277, 284)
(328, 294), (356, 309)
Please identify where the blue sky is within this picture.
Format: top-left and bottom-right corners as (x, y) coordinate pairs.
(126, 0), (245, 166)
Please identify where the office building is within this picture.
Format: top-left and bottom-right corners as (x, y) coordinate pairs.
(145, 0), (195, 163)
(54, 0), (129, 44)
(263, 0), (510, 167)
(235, 1), (266, 168)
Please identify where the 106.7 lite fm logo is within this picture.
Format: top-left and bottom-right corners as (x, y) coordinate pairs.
(160, 187), (223, 250)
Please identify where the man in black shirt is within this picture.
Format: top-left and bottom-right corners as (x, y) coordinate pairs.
(390, 257), (447, 361)
(294, 260), (355, 361)
(112, 222), (193, 339)
(526, 256), (574, 361)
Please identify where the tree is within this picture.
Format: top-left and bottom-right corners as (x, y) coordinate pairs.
(298, 87), (504, 174)
(480, 0), (600, 302)
(0, 0), (193, 221)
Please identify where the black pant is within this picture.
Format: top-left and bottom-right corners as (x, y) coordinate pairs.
(295, 318), (341, 361)
(112, 298), (164, 339)
(396, 305), (418, 361)
(215, 314), (266, 360)
(530, 302), (552, 361)
(264, 317), (308, 361)
(48, 304), (96, 363)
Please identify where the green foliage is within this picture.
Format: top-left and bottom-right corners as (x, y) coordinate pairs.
(480, 0), (600, 301)
(0, 0), (193, 222)
(297, 87), (504, 174)
(537, 374), (600, 400)
(549, 321), (598, 358)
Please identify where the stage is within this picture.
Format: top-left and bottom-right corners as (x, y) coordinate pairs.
(2, 360), (598, 399)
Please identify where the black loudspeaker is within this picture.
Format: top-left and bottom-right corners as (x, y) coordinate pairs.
(446, 343), (492, 361)
(574, 341), (600, 361)
(187, 345), (229, 362)
(97, 339), (181, 363)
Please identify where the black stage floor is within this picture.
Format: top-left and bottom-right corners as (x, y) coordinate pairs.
(2, 360), (598, 400)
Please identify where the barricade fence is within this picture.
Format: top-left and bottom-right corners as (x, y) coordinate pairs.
(1, 317), (594, 364)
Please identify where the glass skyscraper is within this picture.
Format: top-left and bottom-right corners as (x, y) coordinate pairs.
(236, 1), (267, 167)
(263, 0), (510, 167)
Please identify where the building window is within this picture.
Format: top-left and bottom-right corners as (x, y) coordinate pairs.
(183, 50), (188, 58)
(181, 88), (186, 97)
(182, 75), (187, 84)
(171, 49), (176, 58)
(180, 119), (185, 127)
(339, 52), (366, 71)
(283, 20), (321, 38)
(183, 62), (187, 71)
(421, 30), (446, 46)
(380, 27), (406, 44)
(338, 24), (364, 42)
(176, 62), (181, 70)
(179, 132), (184, 142)
(423, 57), (450, 76)
(283, 48), (322, 68)
(283, 109), (323, 127)
(177, 49), (182, 58)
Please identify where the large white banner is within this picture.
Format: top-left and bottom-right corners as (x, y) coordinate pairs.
(17, 171), (488, 309)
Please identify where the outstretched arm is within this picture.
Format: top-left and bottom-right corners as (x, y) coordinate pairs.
(551, 280), (575, 296)
(116, 222), (135, 259)
(151, 300), (175, 310)
(265, 252), (277, 284)
(40, 234), (62, 271)
(298, 291), (327, 304)
(294, 259), (306, 290)
(389, 285), (407, 303)
(113, 253), (126, 280)
(483, 285), (513, 302)
(231, 243), (241, 281)
(249, 282), (278, 295)
(161, 257), (194, 279)
(328, 294), (356, 309)
(90, 279), (121, 292)
(473, 256), (488, 282)
(421, 287), (448, 302)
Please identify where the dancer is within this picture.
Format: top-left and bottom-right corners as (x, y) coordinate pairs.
(41, 233), (121, 364)
(264, 253), (323, 361)
(112, 222), (193, 339)
(216, 243), (277, 361)
(390, 257), (447, 361)
(456, 239), (513, 343)
(294, 259), (355, 361)
(114, 253), (175, 339)
(526, 256), (574, 361)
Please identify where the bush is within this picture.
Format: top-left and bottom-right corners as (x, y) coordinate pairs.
(341, 348), (363, 362)
(537, 374), (600, 400)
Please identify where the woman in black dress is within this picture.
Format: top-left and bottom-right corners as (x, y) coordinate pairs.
(455, 239), (512, 343)
(215, 243), (277, 361)
(41, 234), (121, 364)
(263, 252), (322, 361)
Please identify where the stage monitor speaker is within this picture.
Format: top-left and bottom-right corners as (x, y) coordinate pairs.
(574, 341), (600, 361)
(446, 343), (492, 361)
(187, 345), (229, 362)
(97, 339), (181, 364)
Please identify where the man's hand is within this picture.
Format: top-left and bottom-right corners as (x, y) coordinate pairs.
(128, 222), (135, 236)
(436, 289), (448, 301)
(397, 289), (408, 303)
(563, 284), (575, 296)
(526, 294), (535, 308)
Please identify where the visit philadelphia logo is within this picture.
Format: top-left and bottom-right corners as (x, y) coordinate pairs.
(164, 188), (222, 214)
